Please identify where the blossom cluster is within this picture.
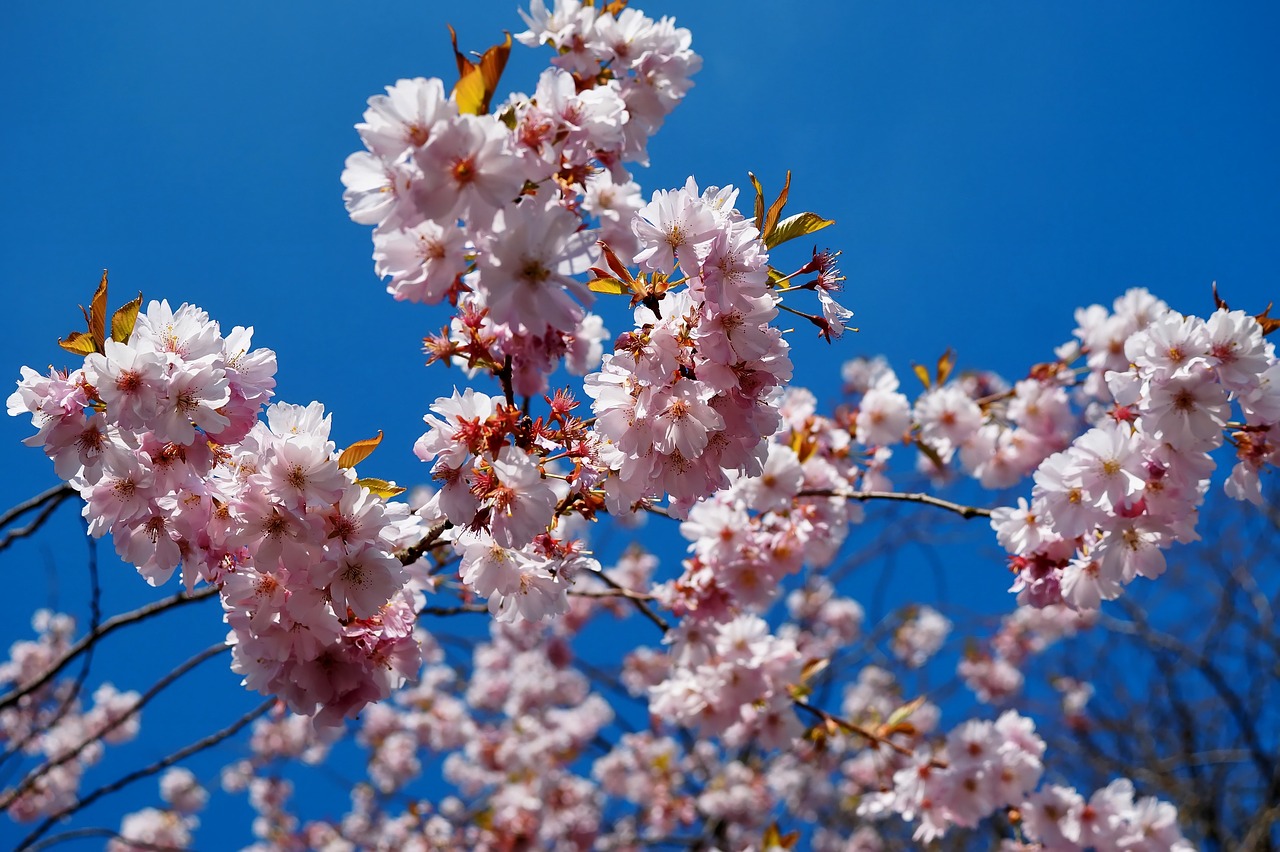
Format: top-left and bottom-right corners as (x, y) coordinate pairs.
(992, 291), (1279, 610)
(585, 179), (794, 517)
(342, 0), (701, 401)
(8, 299), (433, 725)
(10, 0), (1273, 847)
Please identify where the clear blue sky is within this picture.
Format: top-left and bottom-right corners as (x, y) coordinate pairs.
(2, 0), (1277, 846)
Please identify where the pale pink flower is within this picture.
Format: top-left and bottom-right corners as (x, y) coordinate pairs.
(411, 113), (529, 226)
(357, 77), (457, 161)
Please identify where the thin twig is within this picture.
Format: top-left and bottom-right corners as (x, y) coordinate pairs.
(569, 587), (656, 600)
(421, 603), (488, 616)
(19, 697), (274, 851)
(0, 488), (77, 552)
(396, 521), (451, 566)
(792, 698), (946, 767)
(797, 489), (993, 520)
(596, 570), (668, 633)
(0, 483), (75, 530)
(23, 826), (191, 852)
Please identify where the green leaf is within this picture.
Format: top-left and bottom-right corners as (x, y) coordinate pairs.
(338, 430), (383, 469)
(764, 212), (836, 249)
(356, 477), (406, 499)
(110, 292), (143, 343)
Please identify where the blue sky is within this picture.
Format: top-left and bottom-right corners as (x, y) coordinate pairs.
(2, 0), (1277, 846)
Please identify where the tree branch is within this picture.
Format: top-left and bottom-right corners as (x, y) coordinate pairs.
(797, 488), (993, 520)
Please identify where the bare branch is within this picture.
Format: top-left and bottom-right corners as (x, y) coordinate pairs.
(421, 603), (488, 616)
(395, 520), (451, 566)
(0, 483), (75, 530)
(797, 489), (993, 520)
(793, 698), (944, 765)
(0, 485), (77, 553)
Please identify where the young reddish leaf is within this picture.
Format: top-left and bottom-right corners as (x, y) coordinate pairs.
(1211, 280), (1229, 311)
(798, 657), (830, 685)
(912, 363), (932, 389)
(761, 170), (792, 241)
(748, 171), (765, 233)
(764, 211), (836, 249)
(883, 695), (927, 731)
(597, 240), (635, 284)
(58, 330), (98, 356)
(936, 348), (956, 386)
(355, 476), (406, 499)
(448, 26), (512, 115)
(111, 292), (144, 343)
(1208, 283), (1278, 335)
(587, 276), (629, 296)
(1255, 303), (1280, 336)
(338, 430), (384, 469)
(88, 270), (109, 351)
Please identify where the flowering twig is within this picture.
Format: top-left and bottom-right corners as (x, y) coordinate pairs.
(0, 530), (104, 772)
(792, 698), (945, 767)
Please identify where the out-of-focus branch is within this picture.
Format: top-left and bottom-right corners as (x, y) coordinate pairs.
(421, 603), (488, 616)
(793, 698), (943, 765)
(18, 697), (275, 852)
(596, 570), (668, 633)
(0, 642), (229, 813)
(1104, 605), (1277, 797)
(0, 531), (104, 771)
(24, 827), (190, 852)
(0, 585), (220, 713)
(569, 587), (656, 600)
